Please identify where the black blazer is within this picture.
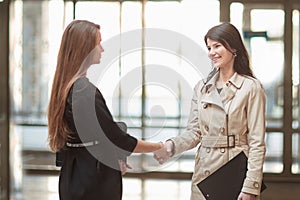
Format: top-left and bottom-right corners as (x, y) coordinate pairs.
(59, 77), (137, 200)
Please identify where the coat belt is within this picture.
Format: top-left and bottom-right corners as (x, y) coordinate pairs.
(201, 135), (246, 148)
(66, 140), (99, 148)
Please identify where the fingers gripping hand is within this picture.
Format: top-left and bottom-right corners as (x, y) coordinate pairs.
(118, 160), (132, 175)
(237, 192), (256, 200)
(153, 140), (174, 164)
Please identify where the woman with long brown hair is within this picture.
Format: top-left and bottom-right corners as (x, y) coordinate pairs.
(154, 22), (266, 200)
(48, 20), (163, 200)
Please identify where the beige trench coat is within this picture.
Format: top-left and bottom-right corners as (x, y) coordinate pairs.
(171, 71), (266, 200)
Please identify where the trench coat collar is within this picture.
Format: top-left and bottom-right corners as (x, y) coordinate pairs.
(220, 72), (245, 106)
(227, 72), (244, 89)
(200, 71), (245, 111)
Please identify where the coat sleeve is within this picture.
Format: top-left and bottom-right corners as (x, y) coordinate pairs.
(94, 88), (137, 156)
(242, 80), (266, 195)
(171, 81), (202, 155)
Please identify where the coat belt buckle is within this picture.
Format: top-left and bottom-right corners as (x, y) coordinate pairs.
(227, 135), (235, 148)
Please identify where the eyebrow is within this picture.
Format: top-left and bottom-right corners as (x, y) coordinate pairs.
(207, 42), (220, 48)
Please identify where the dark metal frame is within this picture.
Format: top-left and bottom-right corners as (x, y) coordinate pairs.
(0, 1), (10, 200)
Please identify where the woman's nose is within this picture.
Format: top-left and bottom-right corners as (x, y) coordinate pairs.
(98, 45), (104, 52)
(208, 49), (215, 58)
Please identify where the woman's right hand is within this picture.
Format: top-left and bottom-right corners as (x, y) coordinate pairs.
(133, 140), (163, 153)
(237, 192), (256, 200)
(153, 140), (174, 164)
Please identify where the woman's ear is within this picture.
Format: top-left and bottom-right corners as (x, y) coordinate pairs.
(232, 49), (237, 57)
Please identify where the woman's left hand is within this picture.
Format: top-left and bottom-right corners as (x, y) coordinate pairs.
(118, 160), (132, 175)
(237, 192), (256, 200)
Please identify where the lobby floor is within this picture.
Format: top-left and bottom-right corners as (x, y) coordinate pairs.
(11, 173), (191, 200)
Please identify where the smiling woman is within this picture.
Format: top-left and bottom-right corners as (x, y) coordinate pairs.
(154, 22), (267, 200)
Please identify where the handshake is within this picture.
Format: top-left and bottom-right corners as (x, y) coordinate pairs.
(120, 140), (175, 175)
(153, 140), (175, 164)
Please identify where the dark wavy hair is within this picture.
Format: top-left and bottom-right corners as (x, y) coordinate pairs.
(204, 22), (255, 78)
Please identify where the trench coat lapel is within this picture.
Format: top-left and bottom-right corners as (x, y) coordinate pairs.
(200, 72), (245, 111)
(202, 86), (224, 110)
(200, 71), (224, 110)
(220, 85), (236, 105)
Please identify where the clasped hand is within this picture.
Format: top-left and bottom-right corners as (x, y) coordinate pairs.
(118, 160), (132, 175)
(153, 140), (174, 164)
(237, 192), (256, 200)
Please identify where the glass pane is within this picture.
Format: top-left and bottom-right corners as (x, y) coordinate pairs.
(264, 132), (284, 173)
(145, 1), (181, 30)
(250, 9), (285, 128)
(10, 0), (70, 195)
(292, 133), (300, 174)
(10, 0), (71, 123)
(226, 5), (286, 174)
(144, 0), (184, 133)
(141, 0), (218, 172)
(119, 1), (142, 120)
(230, 2), (244, 30)
(174, 0), (220, 50)
(75, 1), (120, 45)
(292, 10), (300, 128)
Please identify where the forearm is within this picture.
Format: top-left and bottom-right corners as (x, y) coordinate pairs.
(133, 140), (163, 153)
(171, 130), (201, 156)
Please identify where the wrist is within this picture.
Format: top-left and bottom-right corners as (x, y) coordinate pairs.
(157, 142), (164, 149)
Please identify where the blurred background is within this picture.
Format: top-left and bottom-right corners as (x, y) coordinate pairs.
(0, 0), (300, 199)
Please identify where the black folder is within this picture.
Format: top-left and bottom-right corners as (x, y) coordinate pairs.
(197, 151), (266, 200)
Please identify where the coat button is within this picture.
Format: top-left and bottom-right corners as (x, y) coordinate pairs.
(226, 82), (230, 87)
(204, 125), (209, 131)
(220, 148), (226, 153)
(206, 147), (211, 153)
(220, 127), (225, 133)
(205, 170), (210, 176)
(253, 182), (259, 188)
(203, 103), (208, 109)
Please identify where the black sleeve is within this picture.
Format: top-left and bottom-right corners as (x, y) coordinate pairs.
(94, 88), (137, 155)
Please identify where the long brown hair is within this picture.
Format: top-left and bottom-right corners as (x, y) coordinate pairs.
(48, 20), (100, 152)
(204, 22), (255, 78)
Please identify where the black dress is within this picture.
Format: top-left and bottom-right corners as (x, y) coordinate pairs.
(58, 77), (137, 200)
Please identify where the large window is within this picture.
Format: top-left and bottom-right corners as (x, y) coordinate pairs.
(9, 0), (220, 197)
(8, 0), (300, 199)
